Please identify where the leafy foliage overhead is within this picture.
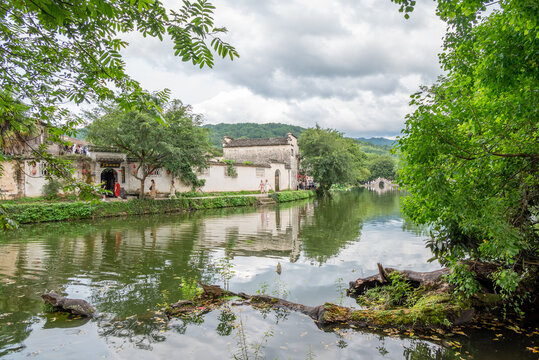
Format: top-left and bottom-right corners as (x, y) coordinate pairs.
(0, 0), (238, 124)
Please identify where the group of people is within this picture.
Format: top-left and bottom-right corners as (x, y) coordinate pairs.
(63, 144), (89, 155)
(259, 179), (271, 193)
(297, 180), (315, 190)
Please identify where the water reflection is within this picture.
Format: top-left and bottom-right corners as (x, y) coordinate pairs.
(0, 190), (533, 359)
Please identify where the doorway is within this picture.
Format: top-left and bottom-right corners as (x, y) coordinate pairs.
(274, 170), (280, 192)
(100, 168), (117, 196)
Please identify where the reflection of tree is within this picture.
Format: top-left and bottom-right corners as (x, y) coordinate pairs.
(300, 189), (400, 264)
(402, 340), (458, 360)
(0, 312), (34, 357)
(216, 308), (236, 336)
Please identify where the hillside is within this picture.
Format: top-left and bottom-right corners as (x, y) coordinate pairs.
(355, 137), (395, 147)
(203, 123), (306, 148)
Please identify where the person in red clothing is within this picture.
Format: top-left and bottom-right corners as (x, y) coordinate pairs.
(114, 181), (121, 198)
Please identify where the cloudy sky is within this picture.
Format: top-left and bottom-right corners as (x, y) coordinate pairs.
(120, 0), (446, 138)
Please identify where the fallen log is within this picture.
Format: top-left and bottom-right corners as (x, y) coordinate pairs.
(165, 283), (474, 331)
(42, 290), (96, 316)
(348, 263), (452, 296)
(348, 261), (503, 296)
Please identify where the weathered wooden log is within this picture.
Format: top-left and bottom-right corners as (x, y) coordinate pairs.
(348, 263), (452, 296)
(42, 290), (96, 316)
(349, 261), (506, 296)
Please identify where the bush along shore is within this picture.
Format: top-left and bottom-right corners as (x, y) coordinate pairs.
(270, 190), (315, 203)
(3, 190), (315, 224)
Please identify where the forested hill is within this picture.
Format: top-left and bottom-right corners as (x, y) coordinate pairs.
(203, 123), (306, 148)
(355, 137), (395, 147)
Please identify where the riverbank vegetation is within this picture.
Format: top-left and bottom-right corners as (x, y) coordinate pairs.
(0, 0), (238, 208)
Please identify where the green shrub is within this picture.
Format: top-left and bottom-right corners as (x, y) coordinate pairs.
(271, 190), (315, 203)
(42, 179), (62, 200)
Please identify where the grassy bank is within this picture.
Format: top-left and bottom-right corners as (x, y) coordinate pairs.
(3, 190), (315, 224)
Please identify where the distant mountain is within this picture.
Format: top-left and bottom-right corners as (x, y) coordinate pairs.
(355, 137), (395, 147)
(203, 123), (306, 148)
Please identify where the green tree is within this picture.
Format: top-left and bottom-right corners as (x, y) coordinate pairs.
(299, 126), (369, 194)
(86, 100), (212, 197)
(366, 155), (396, 181)
(394, 0), (538, 306)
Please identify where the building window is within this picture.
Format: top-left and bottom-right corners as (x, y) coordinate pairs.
(149, 168), (160, 177)
(198, 167), (210, 176)
(256, 168), (265, 177)
(291, 149), (294, 156)
(39, 162), (48, 177)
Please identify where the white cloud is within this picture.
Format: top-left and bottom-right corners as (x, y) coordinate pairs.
(119, 0), (446, 137)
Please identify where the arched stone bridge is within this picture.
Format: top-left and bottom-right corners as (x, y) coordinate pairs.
(363, 177), (398, 191)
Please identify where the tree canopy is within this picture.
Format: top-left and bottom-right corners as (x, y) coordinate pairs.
(394, 0), (538, 307)
(299, 126), (369, 193)
(86, 100), (212, 197)
(0, 0), (238, 121)
(366, 155), (396, 181)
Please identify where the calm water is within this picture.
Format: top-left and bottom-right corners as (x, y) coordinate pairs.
(0, 190), (536, 359)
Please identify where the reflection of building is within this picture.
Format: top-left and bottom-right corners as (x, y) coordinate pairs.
(192, 206), (302, 262)
(0, 131), (300, 198)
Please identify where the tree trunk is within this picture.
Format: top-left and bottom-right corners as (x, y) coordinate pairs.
(139, 178), (145, 199)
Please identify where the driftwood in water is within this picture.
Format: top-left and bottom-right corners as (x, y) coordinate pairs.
(348, 263), (452, 296)
(42, 290), (96, 316)
(348, 261), (502, 296)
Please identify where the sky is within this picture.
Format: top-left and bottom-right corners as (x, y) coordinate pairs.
(120, 0), (446, 138)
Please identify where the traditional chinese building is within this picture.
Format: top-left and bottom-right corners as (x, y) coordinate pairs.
(222, 132), (299, 191)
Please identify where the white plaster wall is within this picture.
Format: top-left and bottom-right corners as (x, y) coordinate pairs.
(196, 164), (267, 192)
(0, 162), (22, 199)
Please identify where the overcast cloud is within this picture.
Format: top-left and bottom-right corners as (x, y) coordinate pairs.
(120, 0), (446, 138)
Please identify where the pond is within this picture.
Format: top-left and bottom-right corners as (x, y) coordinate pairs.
(0, 190), (536, 359)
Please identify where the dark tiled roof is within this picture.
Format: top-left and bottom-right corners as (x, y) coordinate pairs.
(223, 137), (289, 147)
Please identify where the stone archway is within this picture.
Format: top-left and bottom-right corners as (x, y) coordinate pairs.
(100, 168), (117, 196)
(274, 170), (280, 192)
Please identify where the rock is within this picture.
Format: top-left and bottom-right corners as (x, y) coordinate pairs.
(42, 291), (96, 317)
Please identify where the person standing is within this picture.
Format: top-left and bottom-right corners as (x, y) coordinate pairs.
(264, 179), (270, 193)
(150, 179), (157, 199)
(114, 181), (121, 198)
(259, 180), (265, 193)
(169, 180), (177, 199)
